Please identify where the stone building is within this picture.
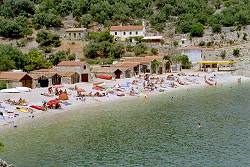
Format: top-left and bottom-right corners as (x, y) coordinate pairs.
(65, 28), (87, 40)
(0, 72), (33, 88)
(54, 61), (90, 82)
(60, 72), (80, 84)
(30, 69), (62, 87)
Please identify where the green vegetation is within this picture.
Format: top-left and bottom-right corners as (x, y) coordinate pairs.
(151, 59), (161, 73)
(49, 50), (76, 65)
(172, 55), (192, 69)
(0, 81), (7, 90)
(1, 0), (250, 38)
(0, 44), (51, 72)
(233, 48), (240, 57)
(85, 31), (125, 62)
(0, 142), (4, 152)
(36, 31), (61, 47)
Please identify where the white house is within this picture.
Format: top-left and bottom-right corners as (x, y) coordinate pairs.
(110, 25), (145, 41)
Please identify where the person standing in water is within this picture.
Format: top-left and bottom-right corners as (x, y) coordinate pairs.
(198, 123), (202, 128)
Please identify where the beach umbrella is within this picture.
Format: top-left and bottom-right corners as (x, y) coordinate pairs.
(59, 93), (69, 101)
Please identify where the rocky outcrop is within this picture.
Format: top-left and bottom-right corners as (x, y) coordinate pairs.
(0, 159), (14, 167)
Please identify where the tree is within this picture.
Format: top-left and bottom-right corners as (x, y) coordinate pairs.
(0, 142), (4, 152)
(190, 23), (204, 37)
(0, 16), (32, 38)
(24, 49), (52, 71)
(80, 14), (93, 28)
(151, 59), (161, 73)
(36, 31), (61, 47)
(49, 50), (76, 65)
(173, 55), (192, 69)
(0, 44), (26, 71)
(32, 12), (62, 29)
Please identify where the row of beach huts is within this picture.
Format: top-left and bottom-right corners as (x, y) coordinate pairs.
(0, 55), (182, 89)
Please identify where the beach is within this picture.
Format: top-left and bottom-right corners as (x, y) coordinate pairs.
(0, 71), (248, 130)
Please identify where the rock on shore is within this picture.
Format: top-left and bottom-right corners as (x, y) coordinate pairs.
(0, 160), (13, 167)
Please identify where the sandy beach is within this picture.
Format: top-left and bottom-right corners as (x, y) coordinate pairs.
(0, 71), (248, 130)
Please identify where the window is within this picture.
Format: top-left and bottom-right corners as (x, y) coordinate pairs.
(115, 32), (117, 35)
(136, 31), (138, 35)
(129, 32), (132, 35)
(74, 33), (76, 38)
(79, 33), (81, 37)
(69, 33), (71, 37)
(83, 65), (86, 70)
(123, 32), (126, 35)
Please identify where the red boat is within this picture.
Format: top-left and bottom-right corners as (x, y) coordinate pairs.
(95, 74), (112, 80)
(30, 105), (44, 111)
(92, 85), (104, 91)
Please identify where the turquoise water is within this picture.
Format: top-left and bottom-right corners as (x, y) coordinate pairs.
(1, 84), (250, 167)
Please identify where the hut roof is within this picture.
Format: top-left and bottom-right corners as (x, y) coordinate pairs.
(60, 72), (79, 77)
(121, 56), (163, 64)
(30, 69), (60, 78)
(0, 72), (30, 81)
(114, 62), (140, 68)
(57, 61), (86, 67)
(110, 25), (144, 31)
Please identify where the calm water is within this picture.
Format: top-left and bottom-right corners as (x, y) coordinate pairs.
(1, 84), (250, 167)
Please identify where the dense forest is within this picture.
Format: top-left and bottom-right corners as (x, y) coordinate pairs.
(1, 0), (250, 37)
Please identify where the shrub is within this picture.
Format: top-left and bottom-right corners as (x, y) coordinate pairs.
(151, 48), (158, 55)
(220, 50), (226, 59)
(233, 48), (240, 57)
(212, 24), (221, 33)
(199, 41), (206, 46)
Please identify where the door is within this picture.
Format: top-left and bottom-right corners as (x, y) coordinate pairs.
(81, 74), (89, 82)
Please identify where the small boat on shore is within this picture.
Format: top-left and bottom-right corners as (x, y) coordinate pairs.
(96, 74), (112, 80)
(30, 105), (44, 111)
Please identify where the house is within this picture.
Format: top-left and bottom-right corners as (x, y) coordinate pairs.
(30, 69), (62, 87)
(54, 61), (90, 82)
(114, 62), (140, 77)
(110, 25), (145, 42)
(65, 28), (87, 40)
(0, 72), (33, 88)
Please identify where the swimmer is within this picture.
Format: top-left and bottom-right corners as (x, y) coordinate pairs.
(198, 123), (202, 128)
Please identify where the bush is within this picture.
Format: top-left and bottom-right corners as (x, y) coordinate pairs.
(233, 48), (240, 57)
(199, 41), (206, 46)
(0, 81), (7, 90)
(190, 23), (204, 37)
(16, 39), (28, 47)
(36, 31), (61, 47)
(151, 48), (158, 55)
(243, 33), (248, 41)
(134, 43), (147, 56)
(220, 50), (226, 59)
(212, 24), (221, 33)
(206, 41), (214, 47)
(173, 41), (179, 47)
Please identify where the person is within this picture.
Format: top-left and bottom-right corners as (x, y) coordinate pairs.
(198, 123), (202, 128)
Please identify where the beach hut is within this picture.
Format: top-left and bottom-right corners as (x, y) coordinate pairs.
(198, 61), (236, 71)
(0, 72), (33, 88)
(60, 72), (80, 84)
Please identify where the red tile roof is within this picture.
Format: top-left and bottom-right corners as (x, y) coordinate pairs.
(110, 25), (144, 31)
(57, 61), (86, 67)
(0, 72), (30, 81)
(114, 62), (140, 68)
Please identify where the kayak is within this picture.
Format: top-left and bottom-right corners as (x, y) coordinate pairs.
(16, 106), (29, 113)
(96, 74), (112, 80)
(30, 105), (44, 111)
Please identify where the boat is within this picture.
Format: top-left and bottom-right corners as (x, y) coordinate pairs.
(95, 74), (112, 80)
(93, 82), (105, 87)
(0, 88), (20, 93)
(30, 105), (44, 111)
(117, 93), (125, 97)
(16, 87), (31, 92)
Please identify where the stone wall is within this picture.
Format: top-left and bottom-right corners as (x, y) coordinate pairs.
(6, 81), (22, 89)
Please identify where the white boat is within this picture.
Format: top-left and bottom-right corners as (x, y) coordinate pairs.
(0, 88), (21, 93)
(16, 87), (31, 92)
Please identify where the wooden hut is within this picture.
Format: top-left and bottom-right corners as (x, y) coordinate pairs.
(0, 72), (33, 88)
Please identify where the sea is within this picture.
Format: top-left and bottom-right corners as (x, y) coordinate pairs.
(0, 83), (250, 167)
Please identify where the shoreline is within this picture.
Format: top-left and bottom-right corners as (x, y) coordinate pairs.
(0, 72), (249, 132)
